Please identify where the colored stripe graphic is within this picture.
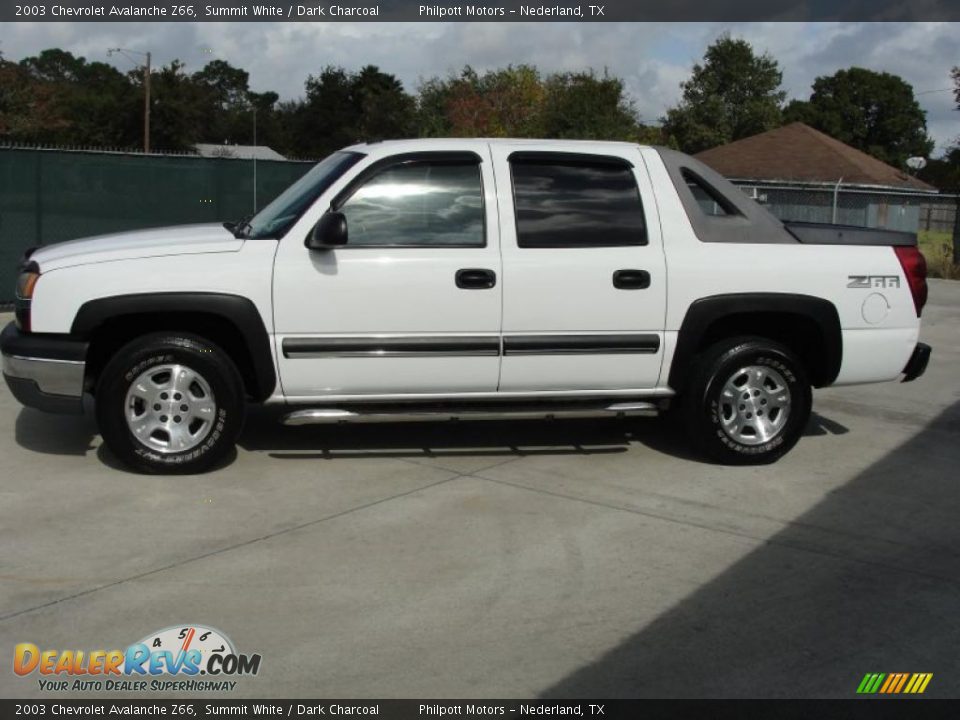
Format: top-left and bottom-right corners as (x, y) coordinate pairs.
(906, 673), (934, 694)
(893, 673), (909, 693)
(857, 673), (932, 694)
(879, 673), (898, 693)
(856, 673), (886, 694)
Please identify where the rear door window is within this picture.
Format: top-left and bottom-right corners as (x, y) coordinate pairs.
(510, 154), (647, 248)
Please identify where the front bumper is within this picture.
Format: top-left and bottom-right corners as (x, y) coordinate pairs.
(901, 342), (931, 383)
(1, 322), (87, 414)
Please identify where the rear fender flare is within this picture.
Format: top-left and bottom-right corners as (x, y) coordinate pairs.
(669, 293), (842, 391)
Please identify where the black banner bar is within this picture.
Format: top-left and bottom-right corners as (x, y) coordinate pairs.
(3, 700), (960, 718)
(3, 0), (960, 22)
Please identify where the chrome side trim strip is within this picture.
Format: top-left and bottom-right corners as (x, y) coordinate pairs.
(282, 333), (662, 358)
(503, 334), (661, 355)
(1, 353), (85, 397)
(282, 335), (500, 358)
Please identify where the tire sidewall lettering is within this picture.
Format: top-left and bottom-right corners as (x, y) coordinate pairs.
(705, 349), (803, 458)
(108, 337), (243, 472)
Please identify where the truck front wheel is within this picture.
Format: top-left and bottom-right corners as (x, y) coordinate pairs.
(95, 333), (245, 474)
(683, 336), (812, 465)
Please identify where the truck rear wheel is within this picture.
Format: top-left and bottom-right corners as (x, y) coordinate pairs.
(683, 336), (811, 465)
(95, 333), (245, 474)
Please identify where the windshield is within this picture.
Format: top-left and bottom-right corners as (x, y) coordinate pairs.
(243, 151), (365, 239)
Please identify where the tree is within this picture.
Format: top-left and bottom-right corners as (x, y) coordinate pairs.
(11, 49), (137, 146)
(352, 65), (416, 141)
(953, 66), (959, 110)
(145, 60), (208, 151)
(287, 65), (415, 157)
(917, 146), (960, 191)
(191, 60), (282, 148)
(418, 65), (647, 141)
(662, 35), (785, 154)
(784, 67), (933, 167)
(1, 48), (670, 154)
(541, 70), (640, 140)
(418, 65), (545, 138)
(193, 59), (251, 112)
(0, 51), (70, 140)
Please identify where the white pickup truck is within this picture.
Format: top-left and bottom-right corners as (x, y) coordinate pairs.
(1, 139), (931, 473)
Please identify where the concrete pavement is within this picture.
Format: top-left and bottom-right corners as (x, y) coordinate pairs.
(1, 280), (958, 698)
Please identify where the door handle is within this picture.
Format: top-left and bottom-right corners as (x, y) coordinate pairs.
(456, 268), (497, 290)
(612, 269), (651, 290)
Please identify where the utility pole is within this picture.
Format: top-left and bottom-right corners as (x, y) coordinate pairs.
(144, 52), (151, 153)
(953, 191), (959, 265)
(252, 105), (257, 212)
(107, 48), (152, 153)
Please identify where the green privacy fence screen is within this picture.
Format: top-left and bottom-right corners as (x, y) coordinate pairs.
(0, 146), (315, 303)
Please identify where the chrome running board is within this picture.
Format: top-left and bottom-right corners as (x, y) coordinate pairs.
(282, 401), (660, 426)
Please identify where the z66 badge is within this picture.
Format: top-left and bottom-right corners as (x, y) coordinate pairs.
(848, 275), (901, 288)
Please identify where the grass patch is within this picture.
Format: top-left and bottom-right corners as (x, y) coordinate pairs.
(919, 230), (959, 280)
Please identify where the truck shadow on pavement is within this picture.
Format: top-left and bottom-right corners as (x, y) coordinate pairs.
(238, 407), (636, 462)
(540, 399), (960, 698)
(12, 402), (850, 468)
(14, 404), (99, 456)
(236, 407), (849, 465)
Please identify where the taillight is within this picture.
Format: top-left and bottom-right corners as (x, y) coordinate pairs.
(894, 245), (927, 317)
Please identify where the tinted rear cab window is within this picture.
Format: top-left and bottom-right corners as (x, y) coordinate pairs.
(510, 154), (646, 248)
(682, 169), (739, 218)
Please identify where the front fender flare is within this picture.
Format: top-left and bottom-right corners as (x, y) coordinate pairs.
(71, 292), (276, 401)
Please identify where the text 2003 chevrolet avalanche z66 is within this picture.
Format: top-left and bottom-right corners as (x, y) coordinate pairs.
(1, 139), (931, 473)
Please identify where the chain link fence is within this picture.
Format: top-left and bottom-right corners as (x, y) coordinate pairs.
(731, 182), (954, 233)
(0, 145), (315, 304)
(732, 181), (959, 277)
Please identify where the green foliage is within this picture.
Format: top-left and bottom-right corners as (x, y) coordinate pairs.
(0, 51), (69, 139)
(542, 71), (639, 140)
(417, 65), (645, 142)
(282, 64), (415, 157)
(784, 67), (933, 167)
(3, 49), (137, 146)
(917, 146), (960, 192)
(192, 59), (257, 146)
(417, 65), (546, 137)
(148, 60), (209, 151)
(919, 230), (960, 280)
(0, 44), (942, 169)
(662, 35), (785, 154)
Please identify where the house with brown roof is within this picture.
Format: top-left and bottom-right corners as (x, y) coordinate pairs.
(694, 122), (937, 232)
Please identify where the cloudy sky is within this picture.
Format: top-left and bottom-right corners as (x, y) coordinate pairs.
(1, 21), (957, 154)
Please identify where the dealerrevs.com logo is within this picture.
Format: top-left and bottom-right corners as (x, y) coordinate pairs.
(13, 625), (261, 692)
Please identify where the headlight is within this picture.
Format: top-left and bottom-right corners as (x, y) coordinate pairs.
(16, 270), (39, 301)
(14, 263), (40, 332)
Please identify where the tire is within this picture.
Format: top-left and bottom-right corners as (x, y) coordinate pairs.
(95, 333), (245, 474)
(682, 336), (812, 465)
